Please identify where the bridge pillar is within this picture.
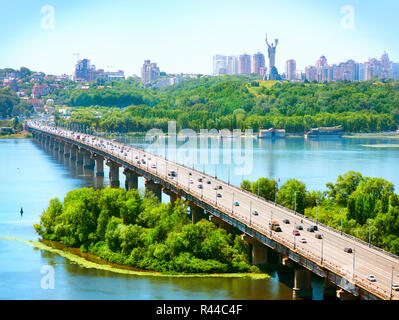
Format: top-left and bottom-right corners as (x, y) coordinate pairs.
(76, 148), (84, 165)
(163, 187), (181, 206)
(69, 145), (77, 161)
(190, 203), (206, 224)
(123, 168), (138, 190)
(336, 289), (358, 300)
(281, 257), (313, 299)
(54, 140), (59, 151)
(94, 155), (105, 176)
(209, 214), (233, 232)
(293, 268), (313, 299)
(241, 234), (269, 266)
(106, 160), (121, 188)
(63, 143), (71, 158)
(145, 180), (162, 201)
(58, 141), (64, 154)
(323, 279), (338, 299)
(83, 150), (95, 170)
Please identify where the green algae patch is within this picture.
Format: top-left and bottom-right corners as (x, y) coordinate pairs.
(0, 236), (269, 280)
(361, 144), (399, 148)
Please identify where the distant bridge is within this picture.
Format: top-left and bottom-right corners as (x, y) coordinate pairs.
(27, 121), (399, 300)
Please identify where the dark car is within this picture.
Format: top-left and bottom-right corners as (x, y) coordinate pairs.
(344, 247), (353, 253)
(296, 225), (303, 230)
(315, 233), (323, 239)
(312, 225), (318, 231)
(283, 219), (290, 224)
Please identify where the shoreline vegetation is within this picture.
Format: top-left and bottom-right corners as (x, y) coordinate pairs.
(0, 131), (31, 139)
(0, 236), (267, 279)
(34, 187), (265, 276)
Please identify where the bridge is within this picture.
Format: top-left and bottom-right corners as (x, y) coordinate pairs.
(26, 121), (399, 300)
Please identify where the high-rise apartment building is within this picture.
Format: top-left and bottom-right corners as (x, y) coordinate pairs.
(141, 60), (160, 84)
(238, 54), (251, 75)
(226, 56), (238, 75)
(213, 55), (227, 76)
(252, 52), (265, 75)
(285, 59), (296, 81)
(74, 59), (96, 81)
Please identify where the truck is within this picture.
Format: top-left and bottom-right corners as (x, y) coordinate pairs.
(269, 221), (282, 232)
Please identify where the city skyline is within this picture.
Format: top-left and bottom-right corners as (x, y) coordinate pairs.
(1, 0), (398, 77)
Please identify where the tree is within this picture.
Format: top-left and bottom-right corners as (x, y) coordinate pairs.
(277, 179), (307, 214)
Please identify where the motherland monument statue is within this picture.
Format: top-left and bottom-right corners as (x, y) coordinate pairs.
(264, 34), (281, 80)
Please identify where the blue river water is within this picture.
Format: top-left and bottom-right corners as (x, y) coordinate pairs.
(0, 135), (398, 299)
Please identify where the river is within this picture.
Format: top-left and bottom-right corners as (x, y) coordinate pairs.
(1, 135), (398, 299)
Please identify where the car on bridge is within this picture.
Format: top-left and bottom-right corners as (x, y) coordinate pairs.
(307, 226), (314, 232)
(367, 275), (376, 282)
(296, 225), (303, 230)
(217, 193), (222, 198)
(392, 284), (399, 291)
(269, 221), (282, 232)
(234, 201), (239, 206)
(252, 210), (258, 216)
(299, 238), (307, 243)
(315, 233), (323, 239)
(344, 247), (353, 253)
(293, 230), (300, 236)
(198, 184), (203, 189)
(283, 219), (290, 224)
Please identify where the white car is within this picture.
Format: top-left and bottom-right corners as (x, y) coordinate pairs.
(367, 275), (376, 282)
(392, 284), (399, 291)
(299, 238), (307, 243)
(151, 164), (157, 169)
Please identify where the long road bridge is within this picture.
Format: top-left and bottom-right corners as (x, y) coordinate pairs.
(26, 121), (399, 300)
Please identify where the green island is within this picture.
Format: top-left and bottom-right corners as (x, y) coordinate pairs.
(34, 187), (263, 276)
(241, 171), (399, 255)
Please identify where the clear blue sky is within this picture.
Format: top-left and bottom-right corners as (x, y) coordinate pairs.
(1, 0), (398, 76)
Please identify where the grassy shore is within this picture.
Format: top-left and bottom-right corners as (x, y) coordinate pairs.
(343, 134), (399, 139)
(0, 131), (32, 139)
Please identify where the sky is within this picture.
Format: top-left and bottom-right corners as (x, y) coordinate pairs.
(1, 0), (398, 76)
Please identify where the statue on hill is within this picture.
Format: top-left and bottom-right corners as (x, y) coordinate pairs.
(264, 34), (281, 81)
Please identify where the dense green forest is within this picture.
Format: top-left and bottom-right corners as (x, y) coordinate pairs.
(34, 187), (257, 274)
(55, 76), (399, 133)
(241, 171), (399, 255)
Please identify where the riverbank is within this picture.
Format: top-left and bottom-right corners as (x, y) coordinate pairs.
(35, 238), (269, 279)
(0, 131), (31, 139)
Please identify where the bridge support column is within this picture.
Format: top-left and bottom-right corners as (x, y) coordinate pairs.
(83, 151), (95, 170)
(123, 168), (138, 190)
(293, 269), (313, 299)
(190, 203), (206, 224)
(76, 148), (84, 165)
(163, 187), (181, 206)
(145, 180), (162, 201)
(323, 279), (338, 299)
(64, 143), (71, 158)
(94, 155), (105, 176)
(54, 140), (59, 151)
(209, 214), (232, 232)
(107, 160), (121, 188)
(241, 234), (269, 266)
(58, 142), (64, 154)
(70, 145), (77, 161)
